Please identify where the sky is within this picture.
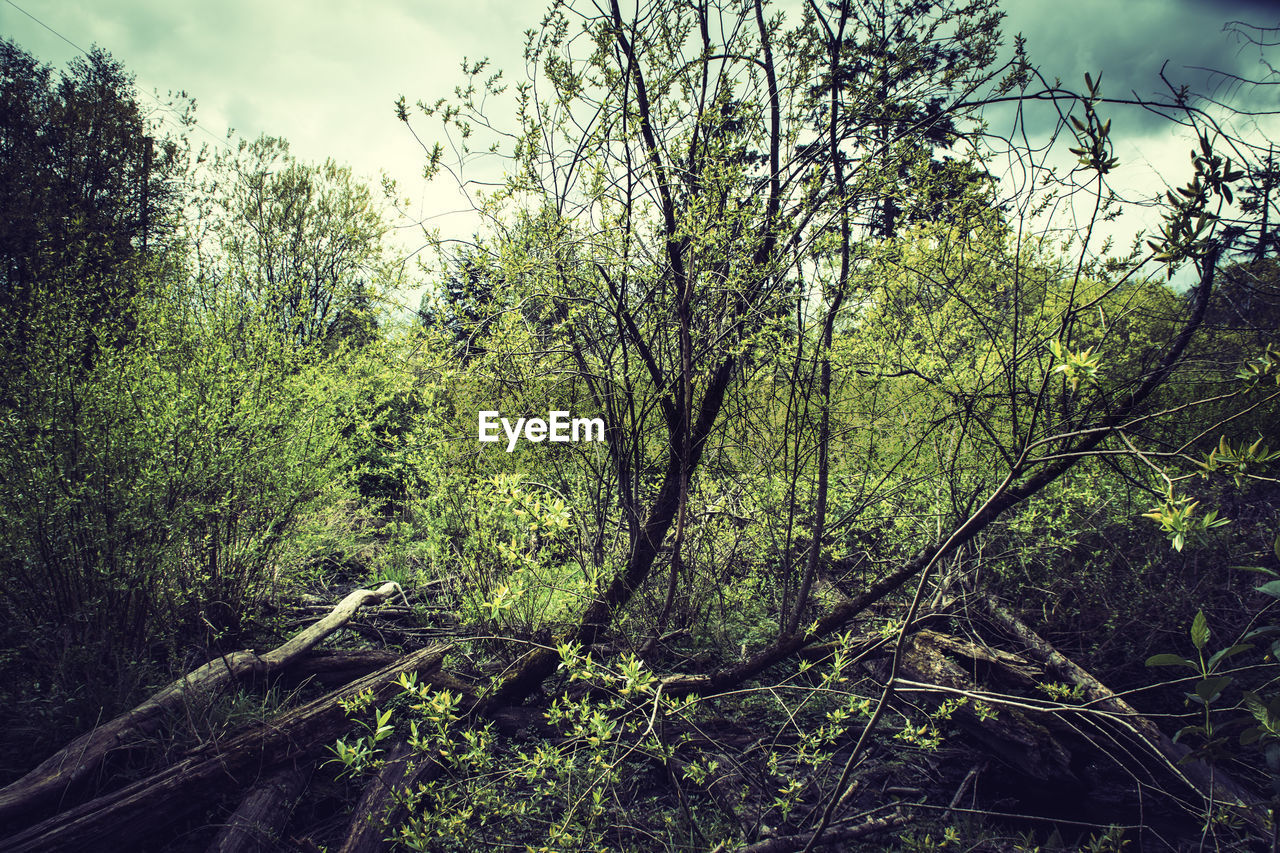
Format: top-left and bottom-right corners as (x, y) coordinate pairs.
(3, 0), (1278, 267)
(1000, 0), (1280, 182)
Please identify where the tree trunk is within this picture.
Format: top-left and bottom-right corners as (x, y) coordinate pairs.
(978, 590), (1269, 837)
(0, 644), (447, 853)
(0, 582), (406, 831)
(337, 742), (435, 853)
(897, 629), (1076, 783)
(281, 649), (402, 688)
(206, 763), (310, 853)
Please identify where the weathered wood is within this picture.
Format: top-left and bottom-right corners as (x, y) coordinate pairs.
(257, 582), (407, 668)
(0, 582), (405, 831)
(334, 679), (564, 851)
(281, 649), (402, 688)
(206, 763), (309, 853)
(334, 678), (495, 852)
(336, 742), (429, 853)
(0, 645), (448, 853)
(897, 629), (1076, 783)
(978, 591), (1270, 837)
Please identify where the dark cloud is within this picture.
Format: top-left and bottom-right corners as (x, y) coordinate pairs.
(1187, 0), (1280, 16)
(3, 0), (1274, 253)
(1002, 0), (1279, 136)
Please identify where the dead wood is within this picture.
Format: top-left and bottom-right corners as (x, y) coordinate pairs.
(256, 582), (408, 668)
(336, 742), (430, 853)
(897, 629), (1076, 783)
(281, 650), (402, 688)
(333, 675), (496, 853)
(0, 645), (448, 853)
(0, 582), (406, 831)
(206, 762), (310, 853)
(341, 720), (569, 852)
(977, 590), (1270, 836)
(941, 762), (986, 822)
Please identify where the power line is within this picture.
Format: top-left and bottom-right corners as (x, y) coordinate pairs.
(4, 0), (84, 53)
(3, 0), (235, 152)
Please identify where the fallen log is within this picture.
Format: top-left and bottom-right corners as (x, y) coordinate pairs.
(897, 629), (1076, 784)
(0, 581), (406, 831)
(977, 590), (1270, 837)
(256, 582), (408, 669)
(281, 649), (402, 688)
(0, 646), (448, 852)
(337, 742), (427, 853)
(207, 763), (310, 853)
(333, 675), (496, 852)
(1, 645), (446, 852)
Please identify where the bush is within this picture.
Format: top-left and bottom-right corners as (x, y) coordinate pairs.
(0, 263), (355, 690)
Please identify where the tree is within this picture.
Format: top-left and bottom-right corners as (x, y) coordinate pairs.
(384, 0), (1278, 845)
(0, 38), (183, 372)
(0, 47), (393, 767)
(417, 242), (502, 361)
(803, 0), (1005, 238)
(403, 0), (1079, 686)
(190, 135), (398, 352)
(5, 3), (1279, 849)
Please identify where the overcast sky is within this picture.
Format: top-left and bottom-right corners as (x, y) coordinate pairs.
(4, 0), (1278, 262)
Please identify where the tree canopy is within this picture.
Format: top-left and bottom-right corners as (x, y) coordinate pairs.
(0, 38), (183, 369)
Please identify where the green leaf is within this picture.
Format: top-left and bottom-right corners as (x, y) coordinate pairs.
(1174, 724), (1206, 744)
(1195, 676), (1232, 702)
(1243, 691), (1269, 722)
(1256, 580), (1280, 599)
(1231, 565), (1279, 577)
(1145, 653), (1198, 670)
(1191, 610), (1210, 650)
(1207, 644), (1252, 669)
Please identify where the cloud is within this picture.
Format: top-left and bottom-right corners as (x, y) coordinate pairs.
(1004, 0), (1280, 135)
(4, 0), (1276, 263)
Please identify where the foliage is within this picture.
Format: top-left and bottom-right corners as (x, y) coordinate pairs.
(0, 38), (186, 375)
(0, 266), (357, 657)
(5, 1), (1280, 849)
(334, 636), (901, 852)
(1145, 581), (1280, 829)
(188, 134), (400, 351)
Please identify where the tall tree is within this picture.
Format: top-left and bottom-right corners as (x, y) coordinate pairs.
(804, 0), (1004, 238)
(397, 0), (1041, 696)
(398, 0), (1265, 721)
(190, 135), (396, 352)
(0, 39), (182, 371)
